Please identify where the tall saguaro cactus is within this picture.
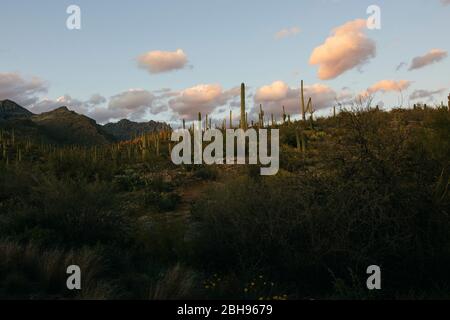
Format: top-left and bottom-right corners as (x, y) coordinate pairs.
(300, 80), (306, 121)
(240, 83), (246, 129)
(448, 93), (450, 112)
(229, 110), (233, 129)
(259, 104), (265, 128)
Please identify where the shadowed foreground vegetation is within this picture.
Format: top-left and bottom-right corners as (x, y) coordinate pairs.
(0, 106), (449, 299)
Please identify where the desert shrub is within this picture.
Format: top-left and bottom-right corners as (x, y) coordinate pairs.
(0, 241), (113, 299)
(0, 173), (134, 248)
(193, 165), (218, 181)
(148, 264), (199, 300)
(113, 168), (144, 191)
(144, 191), (181, 212)
(189, 109), (450, 297)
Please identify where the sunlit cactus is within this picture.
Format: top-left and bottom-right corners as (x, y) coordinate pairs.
(448, 93), (450, 112)
(240, 83), (246, 129)
(259, 104), (265, 128)
(301, 80), (306, 121)
(229, 110), (233, 129)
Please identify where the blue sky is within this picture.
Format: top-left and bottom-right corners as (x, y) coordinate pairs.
(1, 0), (449, 124)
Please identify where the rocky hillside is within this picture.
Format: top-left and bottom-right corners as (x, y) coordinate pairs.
(103, 119), (171, 141)
(31, 106), (114, 146)
(0, 100), (34, 120)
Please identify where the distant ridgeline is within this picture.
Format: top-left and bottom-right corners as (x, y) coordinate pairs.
(0, 99), (171, 146)
(103, 119), (171, 141)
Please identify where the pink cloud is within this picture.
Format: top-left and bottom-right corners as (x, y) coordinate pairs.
(309, 19), (376, 80)
(137, 49), (188, 74)
(254, 81), (338, 116)
(168, 84), (240, 119)
(367, 80), (412, 94)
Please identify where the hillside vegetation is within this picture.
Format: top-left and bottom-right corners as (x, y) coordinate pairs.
(0, 104), (449, 299)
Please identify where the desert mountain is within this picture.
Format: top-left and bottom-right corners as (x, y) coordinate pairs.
(30, 106), (114, 146)
(0, 100), (170, 146)
(0, 99), (34, 120)
(103, 119), (171, 141)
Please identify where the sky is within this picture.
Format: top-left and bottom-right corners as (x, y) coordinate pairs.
(1, 0), (449, 125)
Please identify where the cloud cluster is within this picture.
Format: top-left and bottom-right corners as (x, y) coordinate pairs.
(137, 49), (189, 74)
(441, 0), (450, 6)
(254, 80), (338, 116)
(409, 49), (448, 71)
(367, 80), (411, 94)
(31, 94), (86, 114)
(309, 19), (376, 80)
(409, 88), (445, 101)
(275, 27), (301, 40)
(0, 72), (47, 106)
(90, 89), (168, 123)
(168, 84), (240, 119)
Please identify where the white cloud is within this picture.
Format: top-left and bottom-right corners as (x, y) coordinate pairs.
(137, 49), (189, 74)
(254, 80), (338, 116)
(168, 84), (240, 119)
(309, 19), (376, 80)
(367, 80), (411, 94)
(409, 49), (448, 71)
(90, 88), (166, 122)
(30, 94), (86, 114)
(254, 81), (289, 101)
(0, 72), (47, 106)
(355, 80), (411, 102)
(88, 93), (106, 106)
(409, 88), (445, 101)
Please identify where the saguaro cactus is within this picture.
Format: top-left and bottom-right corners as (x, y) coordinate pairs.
(448, 93), (450, 112)
(240, 83), (246, 129)
(229, 110), (233, 129)
(300, 80), (306, 121)
(259, 104), (265, 128)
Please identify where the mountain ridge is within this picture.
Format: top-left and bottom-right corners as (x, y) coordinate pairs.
(0, 100), (170, 145)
